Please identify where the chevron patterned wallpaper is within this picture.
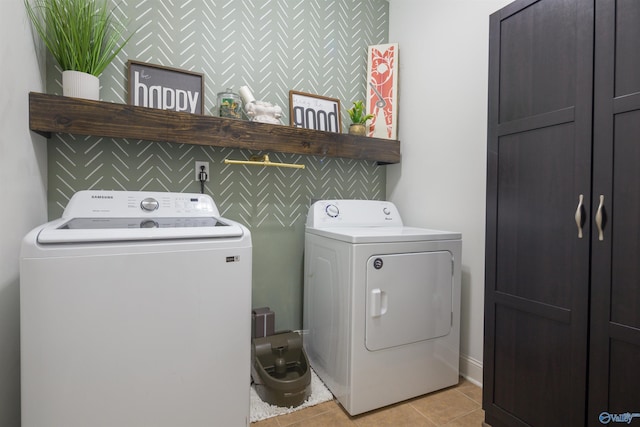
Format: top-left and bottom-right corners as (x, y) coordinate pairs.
(46, 0), (390, 330)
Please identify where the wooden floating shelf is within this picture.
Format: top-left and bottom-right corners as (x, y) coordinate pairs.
(28, 92), (401, 164)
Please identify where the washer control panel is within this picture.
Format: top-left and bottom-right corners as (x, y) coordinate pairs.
(62, 191), (220, 218)
(307, 199), (403, 228)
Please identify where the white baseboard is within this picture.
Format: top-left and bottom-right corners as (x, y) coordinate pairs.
(459, 353), (483, 387)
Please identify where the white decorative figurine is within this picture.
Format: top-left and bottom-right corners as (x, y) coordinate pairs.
(239, 85), (283, 125)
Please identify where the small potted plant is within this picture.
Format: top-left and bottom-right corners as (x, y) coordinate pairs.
(24, 0), (135, 100)
(347, 100), (374, 136)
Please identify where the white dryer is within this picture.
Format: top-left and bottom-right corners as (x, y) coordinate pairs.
(20, 191), (252, 427)
(303, 199), (461, 415)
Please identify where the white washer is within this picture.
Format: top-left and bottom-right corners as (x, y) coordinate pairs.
(303, 199), (461, 415)
(20, 191), (252, 427)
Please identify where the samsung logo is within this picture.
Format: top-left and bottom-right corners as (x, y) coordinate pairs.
(91, 195), (113, 199)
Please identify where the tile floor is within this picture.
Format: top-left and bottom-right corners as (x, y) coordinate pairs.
(251, 378), (484, 427)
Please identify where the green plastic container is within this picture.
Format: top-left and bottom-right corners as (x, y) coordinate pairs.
(251, 331), (312, 408)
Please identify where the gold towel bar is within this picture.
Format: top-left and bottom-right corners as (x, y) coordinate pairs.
(224, 154), (305, 169)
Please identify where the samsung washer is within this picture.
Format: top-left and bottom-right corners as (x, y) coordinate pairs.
(304, 199), (462, 415)
(20, 190), (252, 427)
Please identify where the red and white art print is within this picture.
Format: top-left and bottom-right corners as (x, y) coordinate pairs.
(366, 43), (398, 139)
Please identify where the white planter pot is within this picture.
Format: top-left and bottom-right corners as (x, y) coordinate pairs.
(62, 70), (99, 100)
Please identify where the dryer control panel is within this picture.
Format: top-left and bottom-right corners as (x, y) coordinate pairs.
(306, 199), (403, 228)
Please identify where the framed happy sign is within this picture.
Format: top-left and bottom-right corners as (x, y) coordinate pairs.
(289, 90), (341, 133)
(128, 60), (204, 114)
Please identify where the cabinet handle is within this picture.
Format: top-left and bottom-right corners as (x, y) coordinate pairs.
(595, 195), (605, 241)
(575, 194), (585, 238)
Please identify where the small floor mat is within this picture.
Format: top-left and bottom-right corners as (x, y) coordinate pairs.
(249, 368), (334, 423)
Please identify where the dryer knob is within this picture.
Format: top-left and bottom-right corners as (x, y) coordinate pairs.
(383, 207), (391, 215)
(140, 197), (159, 212)
(325, 204), (339, 218)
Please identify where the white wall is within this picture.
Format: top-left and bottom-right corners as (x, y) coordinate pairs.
(387, 0), (511, 385)
(0, 0), (48, 424)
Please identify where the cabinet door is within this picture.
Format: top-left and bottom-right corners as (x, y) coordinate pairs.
(484, 0), (594, 425)
(589, 1), (640, 425)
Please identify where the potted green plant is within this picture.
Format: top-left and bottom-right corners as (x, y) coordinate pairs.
(347, 100), (374, 136)
(24, 0), (134, 100)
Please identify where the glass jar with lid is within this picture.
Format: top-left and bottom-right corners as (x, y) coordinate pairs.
(216, 88), (243, 119)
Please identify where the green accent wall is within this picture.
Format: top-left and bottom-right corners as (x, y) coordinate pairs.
(46, 0), (389, 330)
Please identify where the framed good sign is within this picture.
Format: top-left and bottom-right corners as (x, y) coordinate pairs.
(128, 60), (204, 114)
(289, 90), (341, 133)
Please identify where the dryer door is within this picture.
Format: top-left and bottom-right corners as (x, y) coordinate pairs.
(365, 251), (453, 351)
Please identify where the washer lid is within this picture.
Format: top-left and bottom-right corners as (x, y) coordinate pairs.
(37, 216), (245, 243)
(36, 190), (247, 243)
(305, 226), (460, 244)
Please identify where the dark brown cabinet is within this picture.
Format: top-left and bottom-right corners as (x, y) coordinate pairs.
(484, 0), (640, 426)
